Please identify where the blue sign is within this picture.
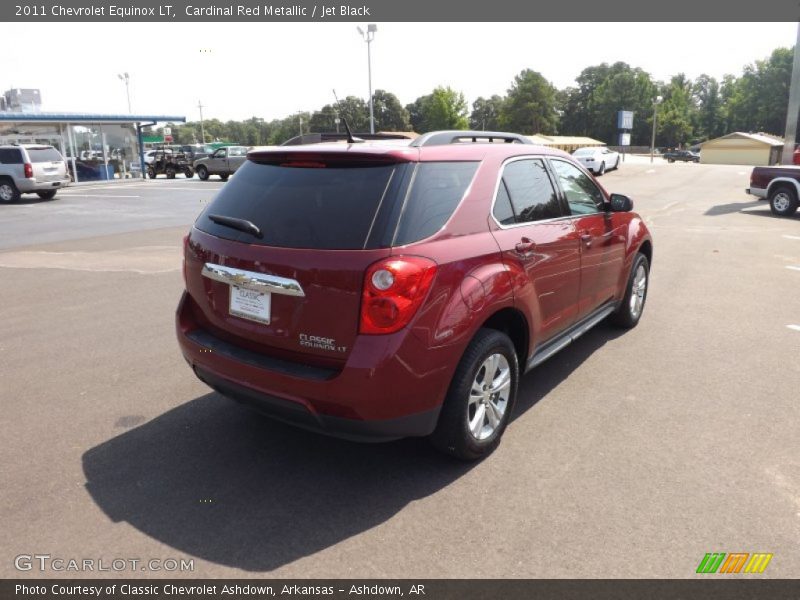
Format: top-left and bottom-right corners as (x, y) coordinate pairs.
(617, 110), (634, 130)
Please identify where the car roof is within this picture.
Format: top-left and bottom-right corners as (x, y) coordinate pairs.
(248, 136), (573, 163)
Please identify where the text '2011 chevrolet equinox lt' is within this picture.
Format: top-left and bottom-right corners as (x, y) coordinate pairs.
(176, 130), (653, 460)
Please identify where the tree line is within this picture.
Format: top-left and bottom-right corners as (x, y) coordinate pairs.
(163, 46), (794, 149)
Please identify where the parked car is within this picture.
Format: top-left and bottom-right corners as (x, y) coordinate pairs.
(147, 147), (194, 179)
(193, 146), (249, 181)
(663, 149), (700, 163)
(0, 144), (70, 203)
(746, 165), (800, 216)
(572, 146), (620, 175)
(176, 130), (653, 460)
(180, 144), (215, 162)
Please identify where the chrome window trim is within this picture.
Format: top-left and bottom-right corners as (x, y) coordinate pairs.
(202, 263), (305, 297)
(488, 155), (575, 230)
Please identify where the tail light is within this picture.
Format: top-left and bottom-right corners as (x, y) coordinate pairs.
(182, 234), (189, 285)
(359, 256), (437, 335)
(23, 163), (33, 178)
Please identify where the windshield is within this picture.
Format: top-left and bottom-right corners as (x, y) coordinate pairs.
(573, 148), (595, 156)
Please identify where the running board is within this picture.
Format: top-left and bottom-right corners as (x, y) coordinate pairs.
(526, 303), (616, 371)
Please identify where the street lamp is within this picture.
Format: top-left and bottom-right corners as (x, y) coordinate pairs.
(117, 72), (131, 113)
(357, 24), (377, 134)
(650, 95), (662, 163)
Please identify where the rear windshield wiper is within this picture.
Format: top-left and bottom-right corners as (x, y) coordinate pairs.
(208, 214), (263, 239)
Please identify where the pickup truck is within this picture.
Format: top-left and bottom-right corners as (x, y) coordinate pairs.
(663, 150), (700, 163)
(193, 146), (249, 181)
(746, 166), (800, 217)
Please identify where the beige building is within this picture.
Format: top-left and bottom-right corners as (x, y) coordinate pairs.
(699, 132), (784, 166)
(528, 135), (605, 153)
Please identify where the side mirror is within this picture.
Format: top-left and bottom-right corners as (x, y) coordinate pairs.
(609, 193), (634, 212)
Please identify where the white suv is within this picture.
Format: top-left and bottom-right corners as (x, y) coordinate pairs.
(0, 144), (71, 203)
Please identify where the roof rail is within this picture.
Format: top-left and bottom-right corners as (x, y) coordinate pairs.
(410, 130), (534, 147)
(281, 132), (414, 146)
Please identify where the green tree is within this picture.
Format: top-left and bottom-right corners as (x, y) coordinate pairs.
(406, 87), (468, 132)
(658, 74), (695, 148)
(372, 90), (412, 131)
(725, 47), (793, 135)
(406, 95), (430, 133)
(498, 69), (559, 135)
(470, 95), (504, 131)
(309, 104), (341, 133)
(560, 62), (657, 145)
(692, 74), (724, 140)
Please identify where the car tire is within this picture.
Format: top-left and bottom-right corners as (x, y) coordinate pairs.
(597, 162), (606, 176)
(184, 168), (194, 179)
(0, 179), (20, 203)
(430, 328), (519, 461)
(219, 173), (229, 182)
(36, 190), (57, 200)
(196, 165), (209, 181)
(668, 158), (675, 163)
(166, 166), (177, 179)
(610, 252), (650, 329)
(769, 185), (799, 217)
(614, 157), (620, 170)
(147, 167), (157, 179)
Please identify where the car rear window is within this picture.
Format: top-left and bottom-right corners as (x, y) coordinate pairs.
(26, 147), (63, 162)
(0, 148), (23, 164)
(195, 160), (397, 250)
(393, 162), (478, 245)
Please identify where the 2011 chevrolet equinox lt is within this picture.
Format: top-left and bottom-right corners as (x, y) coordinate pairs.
(176, 130), (653, 460)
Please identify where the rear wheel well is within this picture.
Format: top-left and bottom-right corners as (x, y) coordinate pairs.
(480, 308), (528, 367)
(768, 181), (799, 199)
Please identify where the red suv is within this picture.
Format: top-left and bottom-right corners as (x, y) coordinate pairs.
(176, 130), (653, 460)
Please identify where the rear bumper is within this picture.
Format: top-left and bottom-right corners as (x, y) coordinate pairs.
(176, 291), (454, 441)
(193, 365), (440, 442)
(16, 178), (70, 193)
(746, 186), (767, 199)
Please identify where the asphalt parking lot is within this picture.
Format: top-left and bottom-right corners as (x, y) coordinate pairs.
(1, 160), (799, 578)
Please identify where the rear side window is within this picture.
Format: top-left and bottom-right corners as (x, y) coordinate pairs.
(393, 162), (478, 245)
(196, 160), (396, 249)
(26, 147), (63, 162)
(500, 159), (563, 223)
(0, 148), (23, 164)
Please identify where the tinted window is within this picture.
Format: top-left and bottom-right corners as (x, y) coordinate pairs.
(26, 147), (63, 162)
(0, 148), (23, 164)
(492, 181), (516, 226)
(394, 162), (478, 245)
(196, 160), (396, 249)
(501, 159), (563, 223)
(551, 159), (605, 215)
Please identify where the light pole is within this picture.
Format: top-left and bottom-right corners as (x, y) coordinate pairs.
(650, 95), (663, 163)
(117, 72), (131, 113)
(357, 24), (377, 134)
(198, 100), (206, 144)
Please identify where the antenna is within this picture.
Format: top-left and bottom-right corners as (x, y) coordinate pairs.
(332, 89), (363, 144)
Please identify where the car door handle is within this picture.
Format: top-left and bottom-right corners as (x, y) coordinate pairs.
(580, 233), (592, 247)
(515, 238), (535, 254)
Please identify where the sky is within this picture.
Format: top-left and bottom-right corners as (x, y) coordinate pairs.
(3, 22), (798, 123)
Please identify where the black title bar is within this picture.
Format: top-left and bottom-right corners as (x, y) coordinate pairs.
(2, 0), (800, 21)
(3, 580), (800, 600)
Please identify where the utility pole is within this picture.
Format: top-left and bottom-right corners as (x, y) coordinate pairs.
(782, 23), (800, 164)
(198, 100), (206, 143)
